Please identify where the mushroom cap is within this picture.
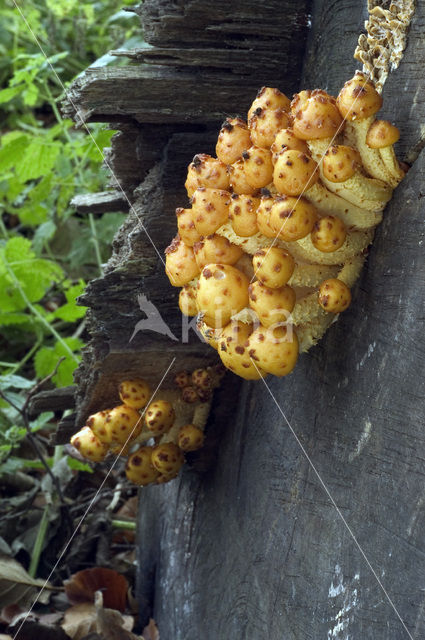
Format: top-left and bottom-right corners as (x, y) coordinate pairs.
(366, 120), (400, 148)
(216, 117), (252, 165)
(185, 154), (230, 197)
(194, 234), (243, 270)
(218, 321), (267, 380)
(105, 405), (142, 444)
(174, 371), (191, 388)
(70, 426), (109, 462)
(269, 195), (317, 242)
(178, 424), (205, 452)
(248, 86), (291, 122)
(179, 284), (198, 317)
(256, 195), (278, 238)
(311, 216), (347, 253)
(336, 74), (382, 121)
(273, 149), (319, 196)
(247, 324), (299, 376)
(191, 368), (212, 391)
(119, 379), (150, 410)
(197, 319), (221, 350)
(151, 443), (185, 475)
(125, 446), (159, 486)
(242, 146), (274, 189)
(249, 107), (291, 149)
(86, 410), (113, 444)
(181, 385), (199, 403)
(229, 194), (260, 237)
(228, 159), (258, 195)
(322, 145), (361, 183)
(145, 400), (175, 435)
(292, 90), (344, 140)
(318, 278), (352, 312)
(271, 128), (309, 160)
(191, 187), (231, 236)
(196, 263), (250, 328)
(176, 207), (202, 247)
(165, 236), (200, 287)
(252, 246), (295, 288)
(248, 281), (296, 328)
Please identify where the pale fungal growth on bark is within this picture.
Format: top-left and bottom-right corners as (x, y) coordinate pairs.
(165, 67), (407, 378)
(69, 368), (224, 487)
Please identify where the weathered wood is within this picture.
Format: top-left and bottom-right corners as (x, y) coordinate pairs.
(27, 386), (76, 419)
(71, 191), (129, 215)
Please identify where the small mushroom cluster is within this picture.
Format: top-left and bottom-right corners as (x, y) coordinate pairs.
(165, 73), (405, 379)
(70, 366), (224, 486)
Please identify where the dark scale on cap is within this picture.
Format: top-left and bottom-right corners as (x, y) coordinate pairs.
(231, 193), (239, 200)
(132, 456), (141, 466)
(221, 119), (234, 131)
(242, 151), (251, 160)
(203, 268), (213, 279)
(254, 107), (263, 116)
(235, 346), (245, 355)
(192, 155), (202, 167)
(261, 188), (271, 197)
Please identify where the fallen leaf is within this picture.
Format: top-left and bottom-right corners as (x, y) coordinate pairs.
(64, 568), (128, 612)
(7, 617), (69, 640)
(94, 591), (140, 640)
(142, 619), (159, 640)
(0, 555), (54, 607)
(61, 602), (134, 640)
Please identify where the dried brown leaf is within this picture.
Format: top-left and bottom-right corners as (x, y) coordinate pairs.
(64, 568), (128, 612)
(62, 601), (134, 640)
(141, 619), (159, 640)
(94, 591), (139, 640)
(0, 556), (54, 608)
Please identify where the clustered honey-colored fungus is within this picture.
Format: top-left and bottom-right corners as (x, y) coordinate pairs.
(70, 366), (224, 486)
(165, 73), (405, 380)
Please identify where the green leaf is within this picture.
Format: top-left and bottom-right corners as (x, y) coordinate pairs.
(67, 457), (93, 473)
(0, 86), (22, 104)
(16, 139), (61, 183)
(34, 338), (82, 387)
(0, 134), (29, 173)
(33, 220), (57, 254)
(53, 280), (86, 322)
(34, 347), (58, 380)
(0, 374), (34, 390)
(0, 312), (29, 326)
(18, 203), (48, 226)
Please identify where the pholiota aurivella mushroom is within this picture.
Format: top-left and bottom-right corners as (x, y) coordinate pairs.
(165, 72), (406, 380)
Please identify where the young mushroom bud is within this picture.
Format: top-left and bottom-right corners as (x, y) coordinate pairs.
(322, 145), (361, 183)
(318, 278), (352, 313)
(366, 120), (400, 148)
(70, 426), (109, 462)
(253, 247), (295, 288)
(151, 443), (185, 476)
(248, 86), (291, 121)
(336, 73), (382, 121)
(174, 371), (191, 389)
(179, 284), (198, 317)
(256, 195), (278, 238)
(178, 424), (205, 452)
(185, 154), (230, 197)
(191, 368), (212, 391)
(165, 236), (200, 287)
(242, 146), (274, 189)
(311, 216), (347, 253)
(86, 410), (112, 444)
(145, 400), (175, 435)
(249, 108), (291, 149)
(196, 387), (212, 402)
(247, 324), (299, 377)
(106, 405), (142, 444)
(292, 89), (344, 139)
(269, 196), (317, 242)
(216, 117), (252, 165)
(194, 235), (243, 270)
(176, 207), (202, 247)
(229, 194), (260, 237)
(181, 386), (199, 403)
(273, 149), (319, 195)
(271, 128), (309, 160)
(191, 187), (231, 236)
(218, 321), (267, 380)
(228, 159), (259, 196)
(196, 263), (250, 328)
(248, 281), (296, 328)
(119, 379), (150, 410)
(125, 446), (159, 486)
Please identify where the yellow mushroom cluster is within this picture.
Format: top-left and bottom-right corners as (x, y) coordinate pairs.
(70, 366), (224, 486)
(165, 73), (405, 380)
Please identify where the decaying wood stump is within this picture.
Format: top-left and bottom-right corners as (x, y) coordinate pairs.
(56, 0), (425, 637)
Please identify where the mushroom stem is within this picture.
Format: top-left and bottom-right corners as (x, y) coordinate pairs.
(379, 146), (405, 185)
(344, 117), (392, 184)
(305, 183), (383, 229)
(308, 139), (393, 211)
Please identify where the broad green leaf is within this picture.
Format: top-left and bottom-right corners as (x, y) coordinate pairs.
(0, 86), (22, 104)
(0, 374), (34, 390)
(33, 220), (57, 254)
(67, 457), (93, 473)
(16, 139), (61, 183)
(0, 312), (29, 325)
(0, 134), (29, 173)
(53, 281), (87, 322)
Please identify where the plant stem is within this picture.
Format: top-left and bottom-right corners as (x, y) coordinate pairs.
(88, 213), (104, 276)
(10, 332), (43, 375)
(111, 519), (136, 531)
(29, 505), (50, 578)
